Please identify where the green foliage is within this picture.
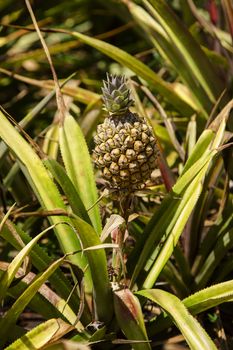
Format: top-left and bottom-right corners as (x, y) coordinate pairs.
(0, 0), (233, 349)
(137, 289), (217, 349)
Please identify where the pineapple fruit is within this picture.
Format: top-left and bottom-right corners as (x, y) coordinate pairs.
(93, 74), (158, 191)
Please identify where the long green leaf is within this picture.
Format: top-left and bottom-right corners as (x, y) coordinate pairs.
(130, 148), (215, 287)
(130, 106), (228, 287)
(68, 30), (195, 116)
(142, 166), (207, 288)
(4, 319), (74, 350)
(137, 289), (217, 350)
(0, 264), (77, 325)
(144, 0), (224, 104)
(0, 257), (76, 347)
(183, 279), (233, 314)
(0, 110), (92, 287)
(71, 215), (112, 323)
(149, 280), (233, 335)
(0, 224), (56, 303)
(181, 131), (214, 174)
(0, 216), (88, 320)
(127, 1), (210, 116)
(59, 114), (101, 234)
(44, 158), (91, 225)
(113, 287), (151, 350)
(141, 127), (226, 288)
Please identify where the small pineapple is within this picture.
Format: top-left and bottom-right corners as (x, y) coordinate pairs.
(93, 74), (158, 191)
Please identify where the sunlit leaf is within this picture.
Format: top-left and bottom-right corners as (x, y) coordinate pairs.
(0, 224), (56, 303)
(137, 289), (217, 350)
(0, 110), (91, 286)
(69, 30), (195, 116)
(59, 114), (101, 234)
(4, 319), (74, 350)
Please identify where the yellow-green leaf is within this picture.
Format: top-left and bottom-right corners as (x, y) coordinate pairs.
(59, 114), (101, 234)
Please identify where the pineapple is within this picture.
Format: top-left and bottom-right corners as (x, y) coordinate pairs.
(93, 74), (158, 191)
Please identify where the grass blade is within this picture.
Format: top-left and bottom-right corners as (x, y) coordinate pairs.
(0, 264), (79, 326)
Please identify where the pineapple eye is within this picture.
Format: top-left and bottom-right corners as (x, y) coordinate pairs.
(134, 140), (144, 152)
(103, 167), (112, 179)
(118, 154), (128, 168)
(146, 145), (154, 156)
(120, 169), (130, 179)
(137, 153), (147, 164)
(103, 153), (111, 163)
(125, 149), (136, 160)
(141, 132), (149, 144)
(128, 161), (139, 173)
(124, 136), (134, 148)
(110, 148), (121, 160)
(110, 162), (119, 174)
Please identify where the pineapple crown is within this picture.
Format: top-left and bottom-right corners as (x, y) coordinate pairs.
(102, 73), (134, 116)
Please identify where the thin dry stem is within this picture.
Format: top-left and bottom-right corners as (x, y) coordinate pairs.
(141, 85), (185, 161)
(25, 0), (66, 124)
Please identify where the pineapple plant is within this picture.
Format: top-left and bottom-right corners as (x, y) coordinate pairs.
(93, 74), (158, 190)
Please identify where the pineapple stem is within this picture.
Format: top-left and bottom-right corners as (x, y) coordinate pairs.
(111, 192), (132, 284)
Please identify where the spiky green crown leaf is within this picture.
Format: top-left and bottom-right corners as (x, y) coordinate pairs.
(102, 74), (134, 115)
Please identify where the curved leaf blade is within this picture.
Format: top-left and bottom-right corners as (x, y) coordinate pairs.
(113, 287), (151, 350)
(71, 215), (112, 323)
(144, 0), (224, 104)
(137, 289), (217, 350)
(0, 257), (83, 347)
(184, 279), (233, 315)
(69, 30), (195, 116)
(130, 107), (228, 287)
(4, 318), (74, 350)
(44, 159), (91, 225)
(59, 114), (101, 234)
(0, 110), (89, 276)
(150, 280), (233, 334)
(0, 224), (56, 303)
(0, 216), (87, 319)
